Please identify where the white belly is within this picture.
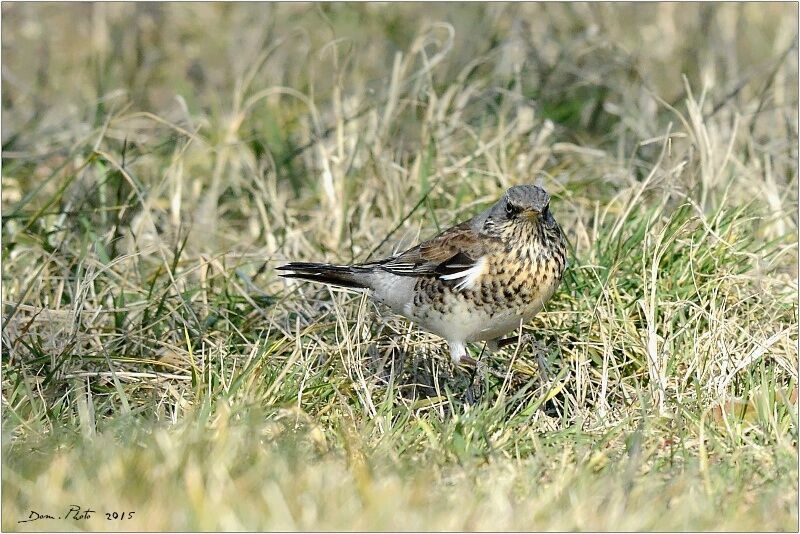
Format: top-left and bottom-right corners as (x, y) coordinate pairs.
(424, 307), (523, 342)
(405, 275), (560, 343)
(367, 269), (561, 344)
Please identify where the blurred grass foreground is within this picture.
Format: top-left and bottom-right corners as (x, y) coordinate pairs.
(2, 3), (798, 531)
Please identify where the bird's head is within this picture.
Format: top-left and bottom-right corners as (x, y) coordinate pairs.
(477, 185), (558, 235)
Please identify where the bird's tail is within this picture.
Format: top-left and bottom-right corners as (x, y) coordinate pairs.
(277, 262), (372, 290)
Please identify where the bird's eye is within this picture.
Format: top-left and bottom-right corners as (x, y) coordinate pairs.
(505, 202), (518, 217)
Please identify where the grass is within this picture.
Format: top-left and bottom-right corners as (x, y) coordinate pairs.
(2, 3), (798, 531)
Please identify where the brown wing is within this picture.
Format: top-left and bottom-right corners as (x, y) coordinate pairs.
(366, 221), (495, 278)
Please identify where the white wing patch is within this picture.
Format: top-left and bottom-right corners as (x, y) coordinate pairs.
(439, 256), (487, 291)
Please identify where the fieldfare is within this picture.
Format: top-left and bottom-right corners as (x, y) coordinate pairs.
(279, 185), (568, 367)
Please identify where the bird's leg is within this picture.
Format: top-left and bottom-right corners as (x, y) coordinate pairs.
(447, 341), (475, 402)
(532, 339), (551, 380)
(487, 333), (541, 381)
(448, 341), (468, 366)
(449, 341), (489, 381)
(449, 342), (511, 382)
(450, 342), (481, 372)
(488, 331), (540, 353)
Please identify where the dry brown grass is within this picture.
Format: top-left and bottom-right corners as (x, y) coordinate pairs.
(2, 3), (798, 531)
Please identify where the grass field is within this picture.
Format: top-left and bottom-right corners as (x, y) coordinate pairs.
(2, 3), (798, 531)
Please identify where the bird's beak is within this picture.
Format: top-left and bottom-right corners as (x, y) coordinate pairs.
(523, 209), (540, 221)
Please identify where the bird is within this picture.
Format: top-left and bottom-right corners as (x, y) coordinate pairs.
(278, 185), (568, 368)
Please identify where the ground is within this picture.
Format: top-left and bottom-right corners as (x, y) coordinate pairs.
(2, 3), (798, 531)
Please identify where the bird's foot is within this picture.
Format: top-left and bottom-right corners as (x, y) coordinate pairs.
(457, 355), (485, 405)
(458, 355), (507, 380)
